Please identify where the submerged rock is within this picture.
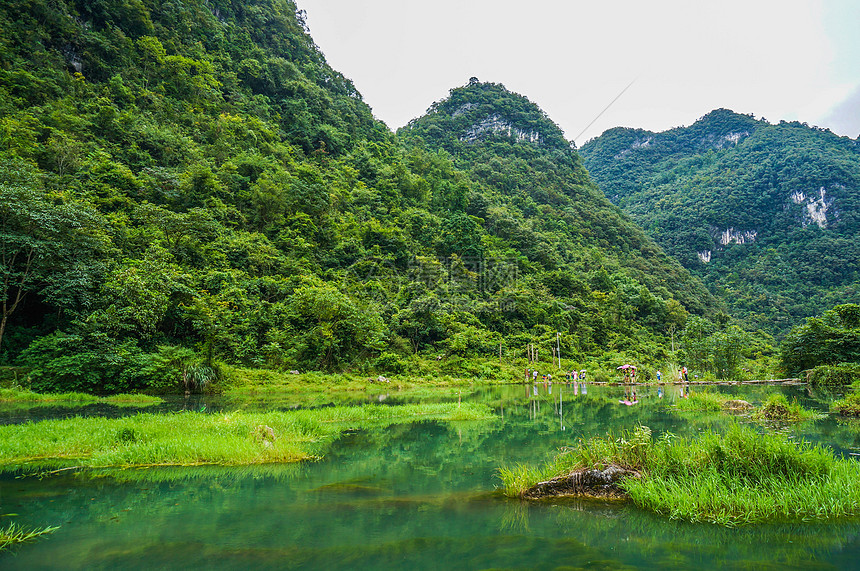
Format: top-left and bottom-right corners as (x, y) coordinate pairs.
(723, 399), (753, 411)
(523, 464), (640, 500)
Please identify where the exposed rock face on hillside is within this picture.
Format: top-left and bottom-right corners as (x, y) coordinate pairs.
(461, 114), (543, 144)
(791, 187), (835, 229)
(580, 109), (860, 334)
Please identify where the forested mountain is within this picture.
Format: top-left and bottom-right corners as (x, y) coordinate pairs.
(1, 0), (715, 392)
(580, 110), (860, 336)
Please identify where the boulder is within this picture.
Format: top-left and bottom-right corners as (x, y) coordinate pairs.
(523, 464), (640, 499)
(723, 399), (753, 411)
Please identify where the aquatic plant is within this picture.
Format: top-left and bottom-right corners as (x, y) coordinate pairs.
(0, 388), (162, 407)
(500, 424), (860, 526)
(0, 522), (59, 551)
(831, 385), (860, 417)
(752, 393), (823, 422)
(674, 390), (728, 411)
(0, 403), (494, 471)
(0, 388), (99, 404)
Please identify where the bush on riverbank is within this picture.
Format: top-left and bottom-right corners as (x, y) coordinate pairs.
(808, 363), (860, 386)
(499, 424), (860, 526)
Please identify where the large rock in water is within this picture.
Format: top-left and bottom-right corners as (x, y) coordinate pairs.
(523, 464), (640, 499)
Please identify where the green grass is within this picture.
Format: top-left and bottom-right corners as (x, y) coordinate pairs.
(499, 424), (860, 526)
(101, 393), (164, 407)
(0, 388), (163, 407)
(0, 387), (100, 404)
(752, 393), (823, 422)
(831, 385), (860, 417)
(0, 402), (494, 471)
(674, 391), (729, 411)
(0, 522), (59, 551)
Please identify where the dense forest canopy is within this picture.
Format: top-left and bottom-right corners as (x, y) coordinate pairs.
(0, 0), (757, 394)
(580, 110), (860, 337)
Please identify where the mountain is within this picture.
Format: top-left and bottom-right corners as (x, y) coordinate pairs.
(1, 1), (716, 392)
(580, 110), (860, 336)
(397, 81), (717, 350)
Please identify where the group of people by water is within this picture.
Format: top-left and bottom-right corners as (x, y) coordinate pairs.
(526, 364), (694, 407)
(526, 368), (587, 383)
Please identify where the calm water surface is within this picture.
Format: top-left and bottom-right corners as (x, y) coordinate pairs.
(3, 382), (860, 569)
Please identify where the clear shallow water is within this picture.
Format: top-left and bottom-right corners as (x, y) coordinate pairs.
(3, 382), (860, 569)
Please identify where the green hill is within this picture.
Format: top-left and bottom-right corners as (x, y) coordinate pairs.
(580, 109), (860, 336)
(0, 1), (715, 392)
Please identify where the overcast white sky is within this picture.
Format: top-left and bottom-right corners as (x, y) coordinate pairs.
(296, 0), (860, 145)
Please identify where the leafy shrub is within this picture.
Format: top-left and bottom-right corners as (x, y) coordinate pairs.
(808, 363), (860, 386)
(141, 345), (219, 393)
(20, 332), (149, 394)
(593, 370), (610, 383)
(374, 352), (405, 374)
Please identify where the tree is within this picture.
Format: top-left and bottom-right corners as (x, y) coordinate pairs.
(780, 304), (860, 374)
(680, 316), (715, 371)
(711, 325), (750, 379)
(0, 173), (110, 353)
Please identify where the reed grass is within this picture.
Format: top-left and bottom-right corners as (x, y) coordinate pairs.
(0, 402), (494, 471)
(500, 424), (860, 526)
(0, 522), (60, 551)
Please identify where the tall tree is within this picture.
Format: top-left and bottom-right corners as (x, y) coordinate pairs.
(0, 171), (110, 353)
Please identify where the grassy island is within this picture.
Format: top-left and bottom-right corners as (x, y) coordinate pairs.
(0, 403), (494, 471)
(752, 394), (823, 422)
(0, 388), (163, 408)
(500, 424), (860, 526)
(831, 383), (860, 417)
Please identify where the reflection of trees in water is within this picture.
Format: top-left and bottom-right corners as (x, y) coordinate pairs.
(499, 495), (860, 568)
(5, 382), (860, 569)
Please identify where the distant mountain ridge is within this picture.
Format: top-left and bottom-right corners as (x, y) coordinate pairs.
(580, 110), (860, 335)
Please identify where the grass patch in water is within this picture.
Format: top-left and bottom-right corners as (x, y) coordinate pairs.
(0, 388), (162, 407)
(674, 391), (729, 411)
(0, 387), (99, 404)
(0, 522), (59, 551)
(0, 402), (494, 471)
(831, 383), (860, 417)
(499, 424), (860, 526)
(752, 393), (823, 422)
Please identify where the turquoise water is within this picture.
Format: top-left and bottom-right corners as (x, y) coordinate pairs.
(3, 383), (860, 569)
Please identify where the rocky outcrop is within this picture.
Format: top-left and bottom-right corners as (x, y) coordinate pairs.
(522, 464), (640, 499)
(716, 227), (758, 245)
(791, 186), (835, 229)
(461, 114), (542, 144)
